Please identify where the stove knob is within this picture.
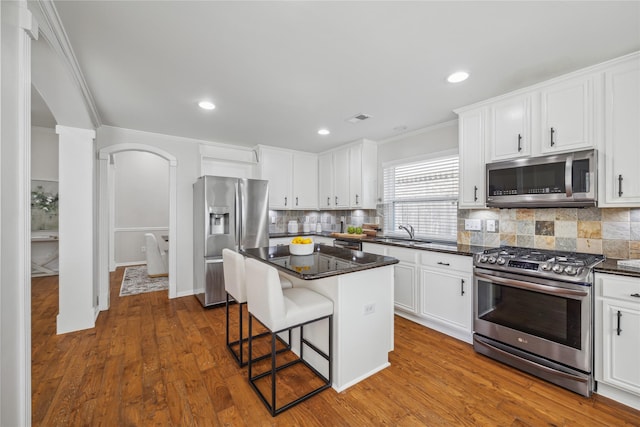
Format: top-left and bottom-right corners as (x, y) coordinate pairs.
(496, 257), (506, 265)
(487, 256), (497, 264)
(564, 266), (577, 276)
(552, 264), (564, 273)
(479, 255), (488, 263)
(541, 263), (552, 271)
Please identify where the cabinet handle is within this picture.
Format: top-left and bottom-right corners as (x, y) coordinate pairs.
(474, 186), (478, 202)
(550, 127), (555, 146)
(460, 279), (465, 296)
(327, 197), (330, 206)
(616, 310), (622, 336)
(355, 194), (359, 205)
(631, 293), (640, 298)
(284, 196), (287, 206)
(335, 196), (338, 205)
(618, 174), (623, 197)
(295, 196), (299, 206)
(437, 261), (450, 266)
(517, 134), (522, 152)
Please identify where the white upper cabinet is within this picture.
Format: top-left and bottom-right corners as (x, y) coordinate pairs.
(602, 55), (640, 206)
(259, 147), (292, 209)
(539, 76), (594, 154)
(489, 94), (531, 161)
(333, 147), (350, 209)
(458, 108), (486, 208)
(318, 152), (334, 209)
(318, 139), (378, 210)
(349, 140), (378, 209)
(292, 152), (318, 210)
(258, 146), (318, 210)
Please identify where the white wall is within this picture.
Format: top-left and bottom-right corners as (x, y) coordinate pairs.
(113, 151), (169, 265)
(31, 126), (58, 181)
(376, 120), (459, 198)
(98, 126), (202, 297)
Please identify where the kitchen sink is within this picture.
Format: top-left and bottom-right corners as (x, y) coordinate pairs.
(374, 237), (456, 250)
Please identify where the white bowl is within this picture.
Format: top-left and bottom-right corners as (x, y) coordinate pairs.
(289, 240), (314, 256)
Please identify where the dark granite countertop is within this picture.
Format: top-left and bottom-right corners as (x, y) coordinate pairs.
(271, 232), (488, 257)
(242, 244), (398, 280)
(594, 258), (640, 278)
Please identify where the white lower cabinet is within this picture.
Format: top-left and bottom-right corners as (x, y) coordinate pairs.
(420, 268), (470, 332)
(386, 246), (419, 315)
(595, 273), (640, 410)
(418, 252), (473, 343)
(363, 242), (472, 343)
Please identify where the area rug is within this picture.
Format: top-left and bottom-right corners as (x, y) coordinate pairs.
(120, 265), (168, 296)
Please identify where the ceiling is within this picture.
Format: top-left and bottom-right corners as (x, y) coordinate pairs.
(39, 1), (640, 152)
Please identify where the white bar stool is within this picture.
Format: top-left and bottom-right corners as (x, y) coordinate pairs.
(222, 248), (292, 367)
(245, 257), (333, 416)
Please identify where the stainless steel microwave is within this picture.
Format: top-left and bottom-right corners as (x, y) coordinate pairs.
(486, 149), (597, 208)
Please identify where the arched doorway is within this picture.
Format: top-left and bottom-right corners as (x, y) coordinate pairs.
(97, 143), (177, 310)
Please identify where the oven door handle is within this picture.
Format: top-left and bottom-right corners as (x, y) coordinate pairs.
(474, 272), (588, 298)
(474, 337), (588, 384)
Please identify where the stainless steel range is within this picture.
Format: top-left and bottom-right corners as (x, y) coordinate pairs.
(473, 246), (604, 397)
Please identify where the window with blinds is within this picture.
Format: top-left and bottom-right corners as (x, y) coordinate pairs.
(382, 155), (459, 242)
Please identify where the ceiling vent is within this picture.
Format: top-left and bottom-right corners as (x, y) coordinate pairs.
(346, 113), (372, 124)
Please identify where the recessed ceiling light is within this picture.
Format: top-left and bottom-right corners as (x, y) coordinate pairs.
(447, 71), (469, 83)
(198, 101), (215, 110)
(318, 129), (330, 136)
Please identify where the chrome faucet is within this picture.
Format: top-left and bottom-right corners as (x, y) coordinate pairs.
(399, 224), (415, 239)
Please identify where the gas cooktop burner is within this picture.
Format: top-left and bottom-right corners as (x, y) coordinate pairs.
(474, 246), (604, 283)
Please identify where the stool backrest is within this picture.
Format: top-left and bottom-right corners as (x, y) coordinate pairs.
(222, 248), (246, 303)
(245, 258), (286, 331)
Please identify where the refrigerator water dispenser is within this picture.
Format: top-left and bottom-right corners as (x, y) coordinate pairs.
(209, 208), (229, 235)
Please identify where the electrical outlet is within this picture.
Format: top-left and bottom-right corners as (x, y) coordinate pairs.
(486, 219), (496, 232)
(364, 303), (375, 315)
(271, 216), (276, 224)
(464, 219), (482, 231)
(141, 246), (146, 253)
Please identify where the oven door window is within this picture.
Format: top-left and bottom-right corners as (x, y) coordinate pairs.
(477, 279), (582, 349)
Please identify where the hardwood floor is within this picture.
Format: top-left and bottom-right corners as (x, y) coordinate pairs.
(32, 268), (640, 426)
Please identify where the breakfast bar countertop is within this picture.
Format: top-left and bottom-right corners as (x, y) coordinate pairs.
(242, 244), (399, 280)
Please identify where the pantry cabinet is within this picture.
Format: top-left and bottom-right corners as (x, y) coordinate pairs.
(601, 55), (640, 206)
(457, 108), (486, 208)
(594, 273), (640, 411)
(539, 76), (595, 154)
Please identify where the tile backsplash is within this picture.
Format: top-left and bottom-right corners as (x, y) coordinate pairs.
(458, 207), (640, 259)
(269, 209), (378, 234)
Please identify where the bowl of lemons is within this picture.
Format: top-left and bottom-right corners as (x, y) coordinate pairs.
(289, 236), (314, 255)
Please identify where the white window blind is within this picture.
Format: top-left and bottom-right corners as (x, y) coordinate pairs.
(383, 155), (459, 242)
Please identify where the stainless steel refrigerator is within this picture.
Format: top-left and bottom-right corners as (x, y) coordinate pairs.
(193, 176), (269, 307)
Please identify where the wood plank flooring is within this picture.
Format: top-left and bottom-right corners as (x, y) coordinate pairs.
(32, 268), (640, 426)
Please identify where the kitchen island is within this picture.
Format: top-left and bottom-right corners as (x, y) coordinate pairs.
(242, 245), (398, 392)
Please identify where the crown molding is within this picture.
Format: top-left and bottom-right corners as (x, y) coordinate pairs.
(378, 119), (458, 146)
(31, 0), (102, 127)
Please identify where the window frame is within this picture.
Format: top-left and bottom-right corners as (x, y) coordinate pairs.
(381, 149), (459, 243)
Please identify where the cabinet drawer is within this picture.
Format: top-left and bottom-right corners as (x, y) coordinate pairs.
(420, 251), (472, 273)
(599, 274), (640, 303)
